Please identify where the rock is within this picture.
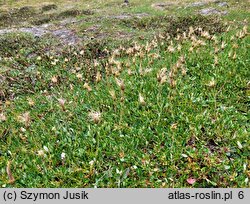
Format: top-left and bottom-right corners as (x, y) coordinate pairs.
(189, 2), (208, 7)
(59, 18), (81, 26)
(187, 1), (228, 8)
(217, 2), (228, 7)
(199, 7), (228, 15)
(51, 29), (80, 45)
(19, 27), (48, 37)
(151, 3), (173, 10)
(112, 14), (132, 20)
(0, 26), (80, 45)
(110, 13), (149, 20)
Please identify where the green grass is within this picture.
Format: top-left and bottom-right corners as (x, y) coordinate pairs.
(0, 0), (249, 188)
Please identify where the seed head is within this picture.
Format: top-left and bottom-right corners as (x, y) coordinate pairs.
(139, 93), (146, 106)
(76, 73), (83, 80)
(51, 76), (58, 83)
(58, 98), (66, 111)
(115, 78), (125, 91)
(88, 111), (101, 123)
(95, 71), (102, 83)
(18, 112), (31, 127)
(157, 68), (167, 85)
(83, 82), (92, 92)
(0, 113), (6, 122)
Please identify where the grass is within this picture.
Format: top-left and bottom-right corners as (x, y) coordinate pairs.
(0, 0), (249, 188)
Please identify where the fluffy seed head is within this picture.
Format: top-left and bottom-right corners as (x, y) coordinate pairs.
(88, 111), (101, 123)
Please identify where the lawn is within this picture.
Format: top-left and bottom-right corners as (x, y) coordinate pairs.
(0, 0), (249, 187)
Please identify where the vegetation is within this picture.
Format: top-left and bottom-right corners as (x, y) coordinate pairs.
(0, 0), (249, 187)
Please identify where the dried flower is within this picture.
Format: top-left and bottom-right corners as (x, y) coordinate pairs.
(51, 76), (58, 83)
(177, 44), (182, 52)
(208, 79), (216, 88)
(214, 56), (219, 66)
(18, 112), (30, 127)
(37, 150), (45, 157)
(83, 82), (92, 92)
(115, 78), (125, 91)
(76, 73), (83, 80)
(232, 52), (237, 60)
(27, 98), (35, 106)
(221, 41), (227, 50)
(95, 71), (102, 83)
(167, 45), (175, 53)
(139, 93), (146, 106)
(181, 67), (187, 76)
(109, 90), (116, 100)
(214, 47), (219, 54)
(157, 68), (167, 84)
(58, 98), (66, 111)
(127, 69), (133, 76)
(171, 123), (178, 130)
(0, 113), (6, 122)
(88, 111), (101, 123)
(170, 79), (176, 88)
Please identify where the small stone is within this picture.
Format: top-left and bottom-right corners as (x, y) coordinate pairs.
(199, 7), (228, 15)
(151, 3), (173, 10)
(189, 2), (208, 7)
(217, 2), (228, 7)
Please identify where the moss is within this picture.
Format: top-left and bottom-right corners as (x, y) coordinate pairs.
(165, 15), (225, 36)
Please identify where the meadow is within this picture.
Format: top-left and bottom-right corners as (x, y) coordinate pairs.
(0, 0), (249, 187)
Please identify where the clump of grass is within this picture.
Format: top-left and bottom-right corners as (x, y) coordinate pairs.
(121, 15), (170, 30)
(0, 6), (36, 27)
(165, 15), (225, 36)
(57, 9), (83, 19)
(41, 4), (58, 12)
(121, 15), (225, 36)
(32, 15), (53, 25)
(0, 32), (37, 56)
